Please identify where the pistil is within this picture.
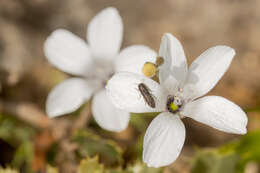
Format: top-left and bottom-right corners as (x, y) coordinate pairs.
(166, 95), (183, 114)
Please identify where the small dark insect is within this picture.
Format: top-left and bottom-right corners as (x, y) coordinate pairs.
(138, 83), (155, 108)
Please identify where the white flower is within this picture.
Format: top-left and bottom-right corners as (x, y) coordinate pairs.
(43, 7), (157, 132)
(106, 33), (248, 167)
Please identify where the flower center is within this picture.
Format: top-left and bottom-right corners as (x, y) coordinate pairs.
(166, 95), (183, 114)
(86, 59), (114, 91)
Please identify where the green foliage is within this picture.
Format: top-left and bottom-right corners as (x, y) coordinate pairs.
(0, 114), (35, 172)
(135, 135), (144, 160)
(106, 170), (130, 173)
(77, 156), (162, 173)
(231, 131), (260, 171)
(2, 109), (260, 173)
(245, 106), (260, 113)
(78, 156), (104, 173)
(192, 131), (260, 173)
(130, 114), (149, 132)
(73, 130), (123, 165)
(235, 131), (260, 159)
(191, 149), (239, 173)
(11, 141), (34, 172)
(126, 162), (163, 173)
(130, 113), (157, 132)
(0, 114), (35, 145)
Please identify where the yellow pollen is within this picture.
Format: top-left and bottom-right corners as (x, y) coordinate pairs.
(169, 102), (178, 112)
(142, 62), (157, 78)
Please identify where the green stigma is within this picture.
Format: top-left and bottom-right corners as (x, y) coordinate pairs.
(169, 102), (179, 112)
(166, 95), (182, 114)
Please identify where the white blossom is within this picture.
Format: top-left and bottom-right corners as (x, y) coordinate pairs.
(44, 7), (157, 132)
(106, 33), (248, 167)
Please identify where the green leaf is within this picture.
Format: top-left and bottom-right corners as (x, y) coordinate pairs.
(236, 131), (260, 158)
(105, 169), (130, 173)
(234, 131), (260, 171)
(245, 106), (260, 113)
(135, 135), (144, 160)
(192, 131), (260, 173)
(73, 130), (123, 165)
(11, 141), (34, 173)
(130, 114), (152, 132)
(127, 162), (163, 173)
(78, 156), (104, 173)
(191, 149), (240, 173)
(76, 157), (163, 173)
(0, 114), (35, 146)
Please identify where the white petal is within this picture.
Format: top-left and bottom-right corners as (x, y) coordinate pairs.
(92, 89), (130, 132)
(162, 75), (179, 94)
(46, 78), (93, 117)
(143, 112), (186, 168)
(159, 33), (187, 86)
(183, 46), (235, 100)
(106, 72), (167, 113)
(115, 45), (157, 75)
(158, 33), (172, 83)
(44, 29), (92, 76)
(87, 7), (123, 60)
(182, 96), (248, 134)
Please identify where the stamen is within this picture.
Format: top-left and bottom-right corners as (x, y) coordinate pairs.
(156, 56), (164, 66)
(142, 62), (157, 78)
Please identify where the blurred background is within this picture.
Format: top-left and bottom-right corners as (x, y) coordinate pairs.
(0, 0), (260, 172)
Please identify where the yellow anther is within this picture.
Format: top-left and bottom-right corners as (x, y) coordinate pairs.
(142, 62), (157, 78)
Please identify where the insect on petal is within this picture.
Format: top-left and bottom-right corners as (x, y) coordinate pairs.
(106, 72), (167, 113)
